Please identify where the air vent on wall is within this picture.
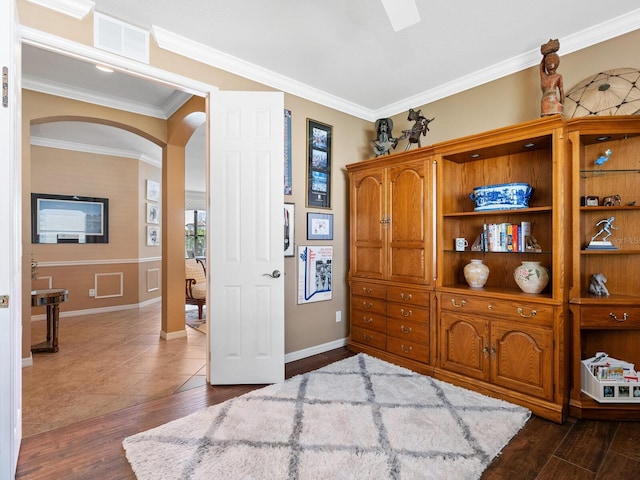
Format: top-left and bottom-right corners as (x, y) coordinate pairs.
(94, 12), (149, 64)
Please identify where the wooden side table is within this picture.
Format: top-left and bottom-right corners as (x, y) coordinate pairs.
(31, 288), (68, 353)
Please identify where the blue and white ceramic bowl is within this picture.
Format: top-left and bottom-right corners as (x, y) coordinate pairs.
(469, 182), (533, 211)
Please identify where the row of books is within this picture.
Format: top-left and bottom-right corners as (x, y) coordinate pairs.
(478, 222), (531, 252)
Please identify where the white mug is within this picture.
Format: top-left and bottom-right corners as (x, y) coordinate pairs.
(455, 238), (468, 251)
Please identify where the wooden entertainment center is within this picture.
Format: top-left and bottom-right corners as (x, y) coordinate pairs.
(347, 115), (640, 423)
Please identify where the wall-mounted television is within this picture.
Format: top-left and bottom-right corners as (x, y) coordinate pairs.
(31, 193), (109, 244)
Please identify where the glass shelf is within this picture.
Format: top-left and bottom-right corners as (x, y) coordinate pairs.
(580, 169), (640, 178)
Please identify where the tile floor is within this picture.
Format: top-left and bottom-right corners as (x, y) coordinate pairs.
(22, 302), (207, 437)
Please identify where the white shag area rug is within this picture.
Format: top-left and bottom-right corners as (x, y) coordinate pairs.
(123, 354), (530, 479)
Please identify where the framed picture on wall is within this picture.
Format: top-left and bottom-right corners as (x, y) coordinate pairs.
(146, 226), (160, 246)
(297, 245), (333, 304)
(306, 119), (332, 209)
(146, 179), (160, 202)
(284, 109), (292, 195)
(284, 203), (295, 257)
(146, 203), (159, 224)
(307, 212), (333, 240)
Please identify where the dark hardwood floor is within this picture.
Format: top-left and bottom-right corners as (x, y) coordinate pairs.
(16, 347), (640, 479)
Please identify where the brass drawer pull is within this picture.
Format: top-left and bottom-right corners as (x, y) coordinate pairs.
(363, 334), (372, 341)
(609, 312), (628, 322)
(400, 293), (413, 301)
(362, 301), (373, 309)
(400, 308), (412, 317)
(517, 307), (537, 318)
(483, 345), (489, 358)
(362, 287), (372, 294)
(400, 325), (412, 334)
(401, 344), (413, 353)
(450, 299), (466, 308)
(362, 316), (373, 324)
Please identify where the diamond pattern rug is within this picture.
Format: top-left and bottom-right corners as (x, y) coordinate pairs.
(123, 354), (530, 479)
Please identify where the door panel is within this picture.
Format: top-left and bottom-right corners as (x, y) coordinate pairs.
(209, 91), (284, 384)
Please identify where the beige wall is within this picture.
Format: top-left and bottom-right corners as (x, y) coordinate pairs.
(17, 0), (639, 360)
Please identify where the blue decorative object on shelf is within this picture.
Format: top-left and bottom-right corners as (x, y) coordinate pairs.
(469, 182), (534, 211)
(594, 148), (612, 166)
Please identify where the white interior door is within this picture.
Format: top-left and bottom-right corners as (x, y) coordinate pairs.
(0, 0), (22, 475)
(208, 91), (285, 384)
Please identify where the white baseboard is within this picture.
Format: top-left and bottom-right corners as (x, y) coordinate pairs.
(284, 337), (348, 363)
(30, 297), (162, 321)
(22, 353), (33, 368)
(161, 329), (187, 340)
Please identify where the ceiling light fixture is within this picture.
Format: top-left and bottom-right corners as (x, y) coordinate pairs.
(596, 135), (612, 142)
(523, 143), (536, 148)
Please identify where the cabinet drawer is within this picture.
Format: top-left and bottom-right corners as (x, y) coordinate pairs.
(387, 318), (428, 343)
(351, 326), (386, 350)
(351, 282), (386, 299)
(386, 286), (430, 307)
(440, 293), (553, 324)
(351, 308), (386, 333)
(387, 303), (429, 323)
(387, 337), (429, 362)
(486, 300), (553, 325)
(580, 306), (640, 329)
(352, 295), (386, 315)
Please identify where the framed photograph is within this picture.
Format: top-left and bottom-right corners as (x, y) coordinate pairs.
(31, 193), (109, 244)
(284, 109), (292, 195)
(284, 203), (295, 257)
(306, 119), (332, 209)
(146, 226), (160, 246)
(297, 245), (333, 304)
(307, 212), (333, 240)
(146, 179), (160, 202)
(146, 203), (159, 224)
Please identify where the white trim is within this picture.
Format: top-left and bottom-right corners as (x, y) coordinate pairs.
(29, 134), (161, 167)
(284, 338), (348, 363)
(30, 296), (161, 321)
(36, 257), (161, 267)
(22, 354), (33, 368)
(372, 9), (640, 119)
(94, 272), (123, 299)
(151, 26), (372, 121)
(25, 0), (94, 20)
(19, 26), (216, 98)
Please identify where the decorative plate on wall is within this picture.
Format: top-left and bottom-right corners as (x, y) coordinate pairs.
(564, 68), (640, 118)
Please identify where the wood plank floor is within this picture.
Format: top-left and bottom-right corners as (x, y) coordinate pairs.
(16, 347), (640, 479)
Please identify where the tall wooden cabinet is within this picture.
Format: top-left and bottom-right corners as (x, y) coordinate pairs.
(432, 116), (570, 423)
(566, 116), (640, 420)
(347, 148), (436, 372)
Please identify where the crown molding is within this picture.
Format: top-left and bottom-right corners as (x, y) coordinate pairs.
(373, 8), (640, 119)
(30, 135), (161, 167)
(151, 26), (373, 121)
(26, 0), (94, 19)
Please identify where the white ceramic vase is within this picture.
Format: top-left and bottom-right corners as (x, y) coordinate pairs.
(463, 259), (490, 288)
(514, 261), (549, 293)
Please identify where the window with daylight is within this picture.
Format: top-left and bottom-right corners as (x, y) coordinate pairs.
(185, 210), (206, 258)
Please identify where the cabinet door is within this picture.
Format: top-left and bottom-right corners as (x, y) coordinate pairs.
(491, 320), (553, 400)
(387, 161), (430, 284)
(350, 169), (386, 279)
(440, 311), (489, 381)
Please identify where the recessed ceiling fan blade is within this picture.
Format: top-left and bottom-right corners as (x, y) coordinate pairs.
(380, 0), (421, 32)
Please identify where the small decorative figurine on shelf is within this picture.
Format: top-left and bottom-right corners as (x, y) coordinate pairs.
(587, 216), (618, 249)
(601, 194), (621, 207)
(589, 273), (609, 296)
(400, 108), (434, 150)
(539, 39), (564, 117)
(371, 118), (399, 157)
(525, 236), (542, 253)
(594, 149), (612, 166)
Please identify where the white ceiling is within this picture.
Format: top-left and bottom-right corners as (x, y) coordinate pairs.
(21, 0), (640, 193)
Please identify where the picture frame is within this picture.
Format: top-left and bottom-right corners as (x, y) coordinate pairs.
(146, 203), (159, 224)
(307, 212), (333, 240)
(284, 203), (295, 257)
(146, 179), (160, 202)
(306, 119), (332, 209)
(146, 225), (160, 246)
(31, 193), (109, 244)
(284, 109), (292, 195)
(297, 245), (333, 304)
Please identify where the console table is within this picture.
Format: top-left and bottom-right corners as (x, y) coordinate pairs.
(31, 288), (68, 353)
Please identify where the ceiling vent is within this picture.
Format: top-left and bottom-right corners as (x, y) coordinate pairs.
(94, 12), (149, 64)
